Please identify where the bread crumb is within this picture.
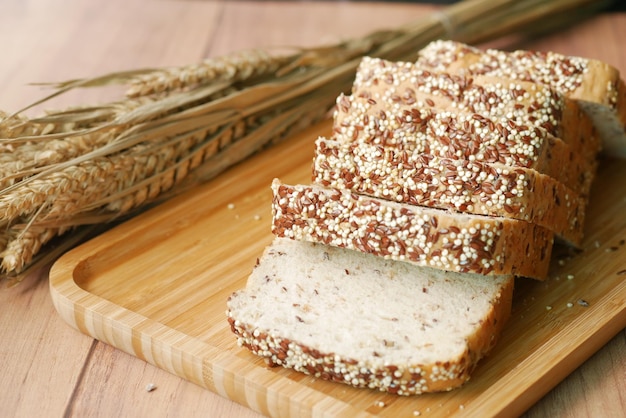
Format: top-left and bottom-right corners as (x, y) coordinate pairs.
(145, 383), (157, 392)
(227, 203), (235, 210)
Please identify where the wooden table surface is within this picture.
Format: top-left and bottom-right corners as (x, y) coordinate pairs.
(0, 1), (624, 417)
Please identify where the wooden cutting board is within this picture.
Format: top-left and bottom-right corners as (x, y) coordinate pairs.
(49, 120), (626, 418)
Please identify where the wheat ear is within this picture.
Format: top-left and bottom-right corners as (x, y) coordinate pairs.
(126, 49), (292, 98)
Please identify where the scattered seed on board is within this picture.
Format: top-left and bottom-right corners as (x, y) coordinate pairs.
(145, 383), (157, 392)
(375, 400), (386, 408)
(577, 299), (590, 307)
(227, 203), (235, 210)
(567, 302), (574, 308)
(253, 214), (261, 221)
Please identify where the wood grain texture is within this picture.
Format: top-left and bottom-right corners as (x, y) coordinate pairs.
(1, 1), (625, 417)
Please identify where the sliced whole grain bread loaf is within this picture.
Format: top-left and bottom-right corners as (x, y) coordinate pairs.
(332, 93), (596, 197)
(226, 237), (514, 395)
(227, 46), (607, 399)
(313, 137), (586, 245)
(352, 57), (601, 162)
(416, 40), (626, 158)
(271, 180), (554, 280)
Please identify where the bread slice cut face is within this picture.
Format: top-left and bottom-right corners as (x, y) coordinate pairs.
(227, 237), (514, 395)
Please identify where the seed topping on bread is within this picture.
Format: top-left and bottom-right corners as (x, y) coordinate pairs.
(353, 57), (563, 137)
(274, 182), (502, 270)
(416, 40), (626, 158)
(418, 40), (590, 97)
(272, 181), (553, 278)
(334, 94), (548, 168)
(314, 138), (585, 245)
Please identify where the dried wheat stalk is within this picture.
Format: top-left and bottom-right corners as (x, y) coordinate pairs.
(126, 49), (290, 98)
(0, 0), (615, 284)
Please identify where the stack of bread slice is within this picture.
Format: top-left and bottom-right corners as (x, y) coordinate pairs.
(227, 41), (623, 395)
(275, 56), (602, 278)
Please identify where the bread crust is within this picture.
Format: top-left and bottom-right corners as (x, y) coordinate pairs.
(314, 138), (586, 245)
(272, 180), (553, 279)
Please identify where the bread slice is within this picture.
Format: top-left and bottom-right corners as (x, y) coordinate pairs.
(314, 137), (586, 245)
(332, 93), (596, 197)
(352, 56), (601, 162)
(416, 40), (626, 158)
(227, 237), (514, 395)
(272, 180), (553, 279)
